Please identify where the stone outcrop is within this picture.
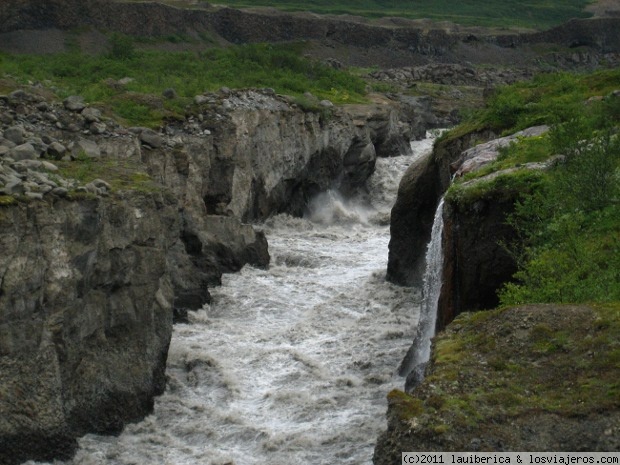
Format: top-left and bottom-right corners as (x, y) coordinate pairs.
(0, 83), (426, 463)
(387, 126), (552, 323)
(374, 304), (620, 461)
(0, 194), (178, 464)
(386, 128), (496, 287)
(370, 64), (535, 88)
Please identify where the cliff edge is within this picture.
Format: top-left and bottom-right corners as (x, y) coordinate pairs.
(0, 78), (427, 462)
(374, 304), (620, 462)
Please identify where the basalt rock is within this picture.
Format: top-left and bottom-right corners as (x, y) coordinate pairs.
(0, 84), (427, 462)
(387, 128), (496, 287)
(0, 195), (178, 465)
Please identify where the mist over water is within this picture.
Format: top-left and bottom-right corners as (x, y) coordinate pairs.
(26, 134), (439, 465)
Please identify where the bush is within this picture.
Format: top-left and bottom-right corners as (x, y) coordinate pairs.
(108, 33), (136, 60)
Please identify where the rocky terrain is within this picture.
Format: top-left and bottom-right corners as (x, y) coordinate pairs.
(0, 75), (434, 462)
(374, 304), (620, 460)
(1, 1), (619, 463)
(1, 0), (620, 70)
(381, 72), (620, 453)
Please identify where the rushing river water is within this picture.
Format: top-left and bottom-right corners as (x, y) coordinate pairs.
(29, 134), (439, 465)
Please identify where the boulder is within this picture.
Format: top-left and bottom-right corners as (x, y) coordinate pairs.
(74, 138), (101, 158)
(47, 141), (67, 159)
(81, 107), (102, 123)
(9, 142), (38, 161)
(3, 126), (25, 145)
(63, 96), (86, 112)
(139, 128), (164, 149)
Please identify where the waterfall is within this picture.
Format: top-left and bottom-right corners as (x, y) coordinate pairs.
(400, 197), (445, 390)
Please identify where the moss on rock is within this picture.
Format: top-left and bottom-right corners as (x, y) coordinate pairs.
(374, 304), (620, 462)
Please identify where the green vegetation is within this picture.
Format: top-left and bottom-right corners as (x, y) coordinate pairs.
(499, 93), (620, 305)
(444, 68), (620, 305)
(393, 303), (620, 431)
(208, 0), (592, 29)
(0, 40), (367, 127)
(55, 152), (163, 195)
(445, 169), (545, 207)
(0, 195), (17, 206)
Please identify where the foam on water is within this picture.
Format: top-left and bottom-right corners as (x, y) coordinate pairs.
(24, 132), (441, 465)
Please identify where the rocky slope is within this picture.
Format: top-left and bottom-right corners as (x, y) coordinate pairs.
(374, 304), (620, 461)
(1, 0), (620, 69)
(0, 82), (431, 463)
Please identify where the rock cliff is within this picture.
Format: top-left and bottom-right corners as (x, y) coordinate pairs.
(374, 304), (620, 462)
(0, 83), (428, 463)
(386, 128), (496, 288)
(0, 194), (177, 464)
(387, 127), (552, 326)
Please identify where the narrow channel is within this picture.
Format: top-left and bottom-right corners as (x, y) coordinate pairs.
(33, 134), (438, 465)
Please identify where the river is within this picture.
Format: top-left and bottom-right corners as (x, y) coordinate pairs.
(28, 134), (438, 465)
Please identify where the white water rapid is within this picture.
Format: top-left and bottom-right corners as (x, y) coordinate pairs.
(26, 133), (440, 465)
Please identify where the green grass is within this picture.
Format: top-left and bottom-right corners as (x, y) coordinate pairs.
(393, 303), (620, 430)
(56, 155), (163, 195)
(0, 41), (367, 127)
(442, 68), (620, 306)
(207, 0), (592, 29)
(476, 69), (620, 135)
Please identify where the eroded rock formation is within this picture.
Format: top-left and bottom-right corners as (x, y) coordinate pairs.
(0, 194), (177, 464)
(0, 83), (429, 463)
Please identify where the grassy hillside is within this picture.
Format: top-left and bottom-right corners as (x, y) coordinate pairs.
(0, 39), (366, 127)
(208, 0), (593, 29)
(445, 69), (620, 305)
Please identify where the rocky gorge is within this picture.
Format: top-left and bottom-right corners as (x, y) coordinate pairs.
(379, 83), (619, 455)
(0, 1), (619, 463)
(0, 77), (436, 463)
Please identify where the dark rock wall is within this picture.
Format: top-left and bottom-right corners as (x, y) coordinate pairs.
(386, 129), (496, 288)
(0, 84), (426, 463)
(0, 195), (177, 465)
(437, 197), (517, 331)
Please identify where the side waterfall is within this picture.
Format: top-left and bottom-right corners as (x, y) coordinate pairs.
(400, 197), (445, 389)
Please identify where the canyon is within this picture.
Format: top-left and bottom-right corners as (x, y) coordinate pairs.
(0, 1), (619, 463)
